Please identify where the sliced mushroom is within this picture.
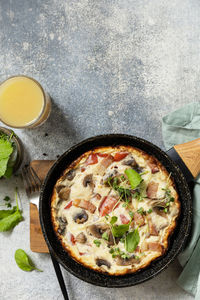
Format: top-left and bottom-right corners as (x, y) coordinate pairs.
(122, 157), (137, 167)
(116, 255), (140, 266)
(58, 187), (71, 200)
(83, 174), (93, 187)
(56, 184), (65, 193)
(153, 207), (167, 218)
(96, 258), (111, 269)
(63, 169), (76, 181)
(57, 216), (67, 235)
(73, 210), (88, 224)
(86, 224), (108, 238)
(76, 232), (87, 244)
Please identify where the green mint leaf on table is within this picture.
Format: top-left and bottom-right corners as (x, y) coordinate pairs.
(0, 209), (22, 231)
(0, 189), (23, 232)
(125, 229), (140, 253)
(125, 169), (142, 189)
(15, 249), (42, 272)
(110, 216), (118, 225)
(93, 240), (101, 247)
(112, 224), (129, 237)
(0, 206), (17, 220)
(102, 232), (109, 240)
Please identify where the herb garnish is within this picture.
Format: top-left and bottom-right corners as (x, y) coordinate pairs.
(3, 196), (12, 208)
(111, 223), (129, 237)
(125, 169), (142, 189)
(109, 247), (130, 259)
(125, 228), (140, 252)
(0, 189), (23, 232)
(162, 188), (175, 213)
(15, 249), (42, 272)
(93, 239), (101, 247)
(102, 232), (109, 240)
(0, 132), (14, 178)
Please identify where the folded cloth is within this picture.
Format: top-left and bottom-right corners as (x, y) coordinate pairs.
(162, 102), (200, 298)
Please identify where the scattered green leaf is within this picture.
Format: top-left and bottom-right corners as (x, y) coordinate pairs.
(15, 249), (42, 272)
(0, 189), (23, 232)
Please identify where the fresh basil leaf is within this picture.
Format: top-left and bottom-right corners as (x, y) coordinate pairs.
(112, 224), (129, 237)
(0, 206), (17, 220)
(0, 139), (13, 159)
(0, 157), (9, 177)
(4, 166), (13, 178)
(15, 249), (42, 272)
(125, 169), (142, 189)
(125, 229), (140, 252)
(0, 209), (23, 232)
(110, 216), (118, 225)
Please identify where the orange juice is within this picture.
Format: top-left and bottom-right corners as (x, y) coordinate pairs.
(0, 76), (50, 128)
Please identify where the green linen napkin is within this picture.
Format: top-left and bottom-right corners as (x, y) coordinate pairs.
(162, 102), (200, 298)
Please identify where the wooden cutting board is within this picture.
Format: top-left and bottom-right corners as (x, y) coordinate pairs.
(30, 160), (55, 253)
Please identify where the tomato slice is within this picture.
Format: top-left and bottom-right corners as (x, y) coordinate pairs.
(64, 201), (72, 209)
(120, 214), (130, 224)
(114, 152), (129, 161)
(99, 196), (118, 217)
(70, 233), (76, 245)
(85, 153), (98, 165)
(97, 153), (109, 157)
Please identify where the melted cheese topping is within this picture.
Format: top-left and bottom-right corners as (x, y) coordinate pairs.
(51, 146), (180, 275)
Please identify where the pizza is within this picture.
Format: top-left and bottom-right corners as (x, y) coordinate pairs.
(51, 146), (180, 275)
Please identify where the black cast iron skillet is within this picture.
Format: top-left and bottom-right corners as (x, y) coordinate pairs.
(40, 134), (199, 288)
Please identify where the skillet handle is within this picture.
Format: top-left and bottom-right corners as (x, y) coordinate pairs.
(174, 138), (200, 178)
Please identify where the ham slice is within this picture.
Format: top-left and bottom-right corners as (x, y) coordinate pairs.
(147, 242), (163, 252)
(134, 212), (145, 227)
(147, 181), (159, 199)
(148, 218), (158, 236)
(147, 159), (159, 174)
(73, 199), (96, 213)
(95, 155), (114, 175)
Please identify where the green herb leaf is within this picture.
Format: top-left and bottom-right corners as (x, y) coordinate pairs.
(102, 232), (109, 240)
(110, 216), (118, 225)
(15, 249), (43, 272)
(0, 189), (23, 232)
(147, 208), (152, 214)
(129, 211), (134, 218)
(112, 224), (129, 237)
(137, 207), (145, 215)
(3, 196), (10, 202)
(0, 134), (14, 178)
(125, 229), (140, 252)
(0, 206), (17, 220)
(0, 209), (22, 232)
(125, 169), (142, 189)
(0, 138), (13, 159)
(93, 240), (101, 247)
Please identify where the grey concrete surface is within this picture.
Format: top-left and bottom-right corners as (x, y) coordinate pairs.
(0, 0), (198, 299)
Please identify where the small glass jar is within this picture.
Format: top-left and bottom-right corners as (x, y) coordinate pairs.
(0, 127), (23, 175)
(0, 75), (51, 129)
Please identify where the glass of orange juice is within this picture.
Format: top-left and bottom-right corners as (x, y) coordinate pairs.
(0, 75), (51, 128)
